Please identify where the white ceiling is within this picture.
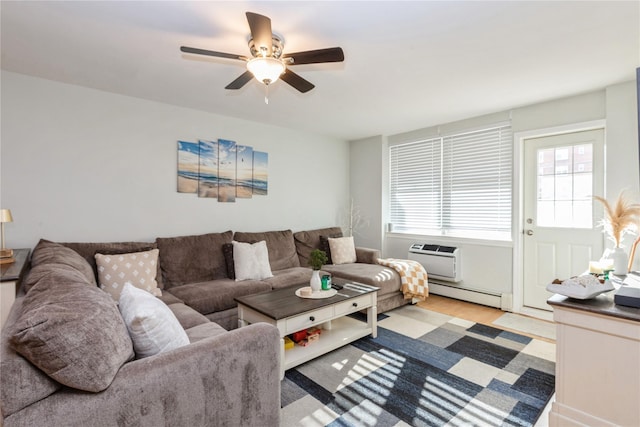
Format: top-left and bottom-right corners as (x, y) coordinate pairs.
(1, 1), (638, 141)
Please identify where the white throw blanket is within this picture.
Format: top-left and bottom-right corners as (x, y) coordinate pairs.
(378, 258), (429, 301)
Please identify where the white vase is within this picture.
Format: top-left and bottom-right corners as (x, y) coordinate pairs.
(310, 270), (321, 292)
(612, 246), (629, 275)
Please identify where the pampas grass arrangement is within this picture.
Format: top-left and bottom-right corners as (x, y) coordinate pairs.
(594, 191), (640, 248)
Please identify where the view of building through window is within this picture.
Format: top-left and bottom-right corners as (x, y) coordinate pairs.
(536, 143), (593, 228)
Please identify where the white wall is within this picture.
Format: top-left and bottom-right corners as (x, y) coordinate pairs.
(351, 81), (639, 296)
(349, 135), (384, 250)
(0, 72), (350, 250)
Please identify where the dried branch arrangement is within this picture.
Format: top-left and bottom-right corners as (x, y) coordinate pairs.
(594, 191), (640, 247)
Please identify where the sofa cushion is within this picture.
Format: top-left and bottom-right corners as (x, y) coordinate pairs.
(329, 236), (357, 264)
(156, 231), (233, 288)
(322, 263), (401, 297)
(168, 279), (271, 315)
(185, 322), (228, 343)
(234, 230), (300, 271)
(293, 227), (343, 267)
(22, 263), (92, 296)
(8, 266), (134, 392)
(95, 249), (162, 301)
(156, 290), (184, 305)
(0, 298), (61, 418)
(167, 302), (210, 330)
(233, 240), (273, 281)
(29, 239), (97, 287)
(262, 267), (313, 290)
(118, 283), (189, 359)
(60, 241), (163, 289)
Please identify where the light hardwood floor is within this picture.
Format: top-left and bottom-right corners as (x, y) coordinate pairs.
(416, 294), (556, 343)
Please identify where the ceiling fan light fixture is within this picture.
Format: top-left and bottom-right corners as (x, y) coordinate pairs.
(247, 57), (285, 85)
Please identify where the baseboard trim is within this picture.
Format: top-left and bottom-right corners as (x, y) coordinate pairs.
(428, 282), (502, 309)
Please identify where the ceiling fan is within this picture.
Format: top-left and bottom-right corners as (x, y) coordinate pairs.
(180, 12), (344, 95)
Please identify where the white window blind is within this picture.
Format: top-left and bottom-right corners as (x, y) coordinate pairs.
(389, 124), (512, 239)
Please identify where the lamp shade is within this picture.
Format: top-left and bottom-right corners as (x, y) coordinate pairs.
(246, 57), (285, 85)
(0, 209), (12, 223)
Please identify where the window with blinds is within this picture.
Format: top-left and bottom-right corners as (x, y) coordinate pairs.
(389, 124), (512, 240)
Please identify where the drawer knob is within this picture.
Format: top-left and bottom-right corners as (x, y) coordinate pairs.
(309, 316), (315, 321)
(352, 302), (358, 307)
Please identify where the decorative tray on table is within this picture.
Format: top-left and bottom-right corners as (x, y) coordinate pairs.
(295, 287), (337, 299)
(546, 275), (615, 300)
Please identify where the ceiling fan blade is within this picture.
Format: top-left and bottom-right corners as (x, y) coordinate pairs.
(284, 47), (345, 65)
(246, 12), (273, 56)
(180, 46), (245, 61)
(225, 71), (254, 90)
(280, 70), (315, 93)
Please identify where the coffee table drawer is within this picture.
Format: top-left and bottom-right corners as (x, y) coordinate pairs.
(334, 294), (373, 316)
(286, 306), (334, 333)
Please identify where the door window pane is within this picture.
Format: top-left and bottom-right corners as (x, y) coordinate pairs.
(537, 200), (555, 227)
(536, 143), (593, 228)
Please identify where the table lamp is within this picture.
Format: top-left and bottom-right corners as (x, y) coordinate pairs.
(0, 209), (14, 258)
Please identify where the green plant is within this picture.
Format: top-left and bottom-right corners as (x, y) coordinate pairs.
(308, 249), (328, 270)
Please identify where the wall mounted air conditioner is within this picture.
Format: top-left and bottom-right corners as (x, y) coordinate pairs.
(408, 244), (462, 282)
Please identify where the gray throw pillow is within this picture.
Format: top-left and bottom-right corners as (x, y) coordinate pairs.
(156, 231), (233, 288)
(30, 239), (97, 287)
(9, 266), (134, 392)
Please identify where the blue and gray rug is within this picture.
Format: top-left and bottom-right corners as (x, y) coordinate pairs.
(281, 305), (555, 426)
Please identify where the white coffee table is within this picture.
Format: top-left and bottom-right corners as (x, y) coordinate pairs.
(235, 278), (378, 378)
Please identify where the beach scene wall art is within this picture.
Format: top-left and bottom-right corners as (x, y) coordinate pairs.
(236, 145), (254, 199)
(177, 141), (199, 193)
(176, 139), (268, 203)
(217, 139), (236, 203)
(253, 151), (268, 196)
(198, 140), (218, 198)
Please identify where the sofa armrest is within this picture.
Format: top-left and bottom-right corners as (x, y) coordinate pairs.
(4, 323), (281, 427)
(355, 247), (381, 264)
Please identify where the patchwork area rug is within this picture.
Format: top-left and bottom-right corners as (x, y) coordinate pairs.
(281, 305), (555, 427)
(492, 313), (556, 341)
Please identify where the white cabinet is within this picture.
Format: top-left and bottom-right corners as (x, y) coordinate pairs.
(548, 293), (640, 426)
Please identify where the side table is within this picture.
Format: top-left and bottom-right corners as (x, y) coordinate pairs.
(1, 248), (30, 330)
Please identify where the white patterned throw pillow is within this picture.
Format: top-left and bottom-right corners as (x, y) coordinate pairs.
(95, 249), (162, 301)
(328, 236), (357, 264)
(232, 240), (273, 281)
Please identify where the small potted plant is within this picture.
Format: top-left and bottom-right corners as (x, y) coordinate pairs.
(308, 249), (328, 292)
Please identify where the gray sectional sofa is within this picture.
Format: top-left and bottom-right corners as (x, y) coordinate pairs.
(149, 227), (405, 330)
(0, 226), (404, 426)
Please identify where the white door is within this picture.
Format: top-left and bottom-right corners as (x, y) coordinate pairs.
(523, 129), (604, 311)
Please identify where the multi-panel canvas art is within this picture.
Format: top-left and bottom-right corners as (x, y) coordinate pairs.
(198, 140), (218, 199)
(177, 141), (200, 193)
(253, 151), (268, 196)
(177, 139), (268, 203)
(217, 139), (236, 203)
(236, 145), (254, 199)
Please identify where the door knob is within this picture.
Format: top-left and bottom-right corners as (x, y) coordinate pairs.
(526, 230), (534, 236)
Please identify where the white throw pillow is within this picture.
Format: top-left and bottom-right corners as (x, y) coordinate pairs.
(232, 240), (273, 281)
(118, 282), (189, 359)
(95, 249), (162, 302)
(328, 236), (357, 264)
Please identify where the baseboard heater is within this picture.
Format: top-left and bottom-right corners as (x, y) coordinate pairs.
(407, 243), (462, 282)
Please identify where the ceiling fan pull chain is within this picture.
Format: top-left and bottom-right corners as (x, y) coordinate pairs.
(265, 85), (269, 105)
